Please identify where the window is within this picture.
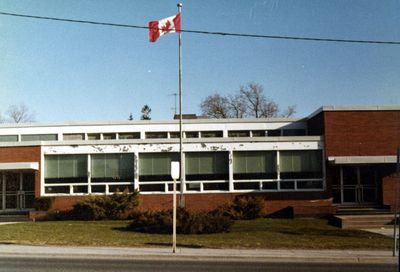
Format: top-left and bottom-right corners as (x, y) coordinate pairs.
(91, 154), (134, 183)
(266, 130), (281, 136)
(233, 151), (277, 180)
(119, 133), (140, 139)
(103, 133), (116, 140)
(63, 133), (84, 141)
(21, 134), (57, 141)
(200, 131), (223, 138)
(185, 131), (199, 138)
(279, 150), (323, 179)
(0, 135), (18, 142)
(139, 153), (179, 181)
(228, 130), (250, 137)
(88, 133), (100, 140)
(252, 130), (266, 137)
(145, 132), (168, 139)
(44, 155), (87, 184)
(185, 152), (229, 180)
(169, 132), (180, 138)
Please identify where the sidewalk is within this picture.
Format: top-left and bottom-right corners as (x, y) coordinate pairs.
(0, 244), (396, 264)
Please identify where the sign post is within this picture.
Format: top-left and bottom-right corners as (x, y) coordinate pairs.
(171, 161), (180, 253)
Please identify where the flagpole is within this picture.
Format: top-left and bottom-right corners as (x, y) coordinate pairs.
(177, 2), (185, 208)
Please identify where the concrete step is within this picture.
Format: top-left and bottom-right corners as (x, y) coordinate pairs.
(336, 207), (391, 215)
(0, 214), (30, 222)
(334, 214), (396, 229)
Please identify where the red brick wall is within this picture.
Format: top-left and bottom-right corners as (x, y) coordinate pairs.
(0, 146), (41, 197)
(382, 175), (400, 212)
(50, 192), (332, 216)
(323, 111), (400, 157)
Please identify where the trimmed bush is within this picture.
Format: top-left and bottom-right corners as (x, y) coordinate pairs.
(71, 189), (139, 220)
(128, 208), (233, 234)
(33, 197), (54, 211)
(213, 196), (265, 220)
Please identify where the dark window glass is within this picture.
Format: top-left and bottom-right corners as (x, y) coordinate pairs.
(280, 150), (323, 179)
(267, 130), (281, 136)
(203, 183), (229, 191)
(139, 184), (165, 192)
(201, 131), (223, 138)
(145, 132), (168, 139)
(91, 185), (106, 193)
(262, 182), (278, 190)
(228, 130), (250, 137)
(297, 180), (323, 189)
(45, 186), (70, 194)
(282, 129), (306, 136)
(185, 152), (229, 181)
(234, 182), (260, 190)
(233, 151), (277, 180)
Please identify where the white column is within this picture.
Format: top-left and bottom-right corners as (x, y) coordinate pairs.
(228, 150), (234, 192)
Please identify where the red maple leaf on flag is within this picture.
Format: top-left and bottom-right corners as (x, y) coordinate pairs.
(161, 20), (171, 34)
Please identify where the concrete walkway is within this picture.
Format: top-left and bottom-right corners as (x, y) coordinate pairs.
(0, 244), (396, 264)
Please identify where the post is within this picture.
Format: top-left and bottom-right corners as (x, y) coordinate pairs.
(394, 147), (400, 258)
(177, 2), (185, 208)
(172, 177), (177, 253)
(171, 161), (180, 253)
(397, 147), (400, 270)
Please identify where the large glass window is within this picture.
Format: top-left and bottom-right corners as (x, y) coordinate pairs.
(139, 153), (179, 181)
(280, 150), (322, 179)
(0, 135), (18, 142)
(22, 134), (57, 141)
(185, 152), (229, 181)
(91, 153), (134, 183)
(44, 155), (87, 184)
(233, 151), (277, 180)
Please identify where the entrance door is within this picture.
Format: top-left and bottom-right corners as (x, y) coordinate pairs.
(0, 172), (35, 210)
(333, 166), (378, 205)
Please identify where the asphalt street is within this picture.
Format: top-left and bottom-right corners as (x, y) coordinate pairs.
(0, 257), (396, 272)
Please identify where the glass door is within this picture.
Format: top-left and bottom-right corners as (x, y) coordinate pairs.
(4, 173), (20, 210)
(0, 172), (35, 210)
(336, 166), (378, 205)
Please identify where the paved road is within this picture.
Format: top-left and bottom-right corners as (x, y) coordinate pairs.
(0, 257), (396, 272)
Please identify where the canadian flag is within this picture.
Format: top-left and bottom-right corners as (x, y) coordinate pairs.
(149, 13), (181, 42)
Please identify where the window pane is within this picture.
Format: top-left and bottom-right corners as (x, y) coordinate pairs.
(297, 180), (323, 189)
(201, 131), (223, 138)
(91, 154), (134, 180)
(280, 150), (322, 179)
(228, 131), (250, 137)
(185, 132), (199, 138)
(103, 133), (116, 140)
(45, 155), (87, 179)
(0, 135), (18, 142)
(45, 186), (70, 194)
(145, 132), (168, 139)
(119, 133), (140, 139)
(88, 133), (100, 140)
(233, 151), (277, 179)
(234, 182), (260, 190)
(185, 152), (228, 180)
(63, 134), (84, 141)
(139, 153), (179, 181)
(21, 134), (57, 141)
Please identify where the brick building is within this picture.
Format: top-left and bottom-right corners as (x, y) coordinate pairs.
(0, 105), (398, 216)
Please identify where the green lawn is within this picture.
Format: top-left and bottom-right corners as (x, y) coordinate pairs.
(0, 218), (392, 249)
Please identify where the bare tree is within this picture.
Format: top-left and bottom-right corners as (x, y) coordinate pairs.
(200, 83), (296, 119)
(6, 104), (35, 123)
(200, 94), (231, 118)
(281, 105), (297, 118)
(226, 94), (247, 118)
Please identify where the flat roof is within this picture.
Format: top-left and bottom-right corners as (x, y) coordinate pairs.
(0, 117), (304, 129)
(308, 105), (400, 119)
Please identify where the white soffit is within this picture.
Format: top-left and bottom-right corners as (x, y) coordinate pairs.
(328, 156), (397, 164)
(0, 162), (39, 171)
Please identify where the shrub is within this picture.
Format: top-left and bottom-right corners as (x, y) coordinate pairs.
(71, 189), (139, 220)
(128, 208), (233, 234)
(213, 196), (265, 220)
(33, 197), (54, 211)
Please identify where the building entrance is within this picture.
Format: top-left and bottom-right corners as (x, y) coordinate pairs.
(0, 172), (35, 211)
(332, 166), (378, 205)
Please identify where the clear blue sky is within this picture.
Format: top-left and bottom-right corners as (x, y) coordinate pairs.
(0, 0), (399, 122)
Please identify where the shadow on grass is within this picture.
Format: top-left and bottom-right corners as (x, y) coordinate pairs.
(0, 242), (16, 245)
(145, 242), (203, 248)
